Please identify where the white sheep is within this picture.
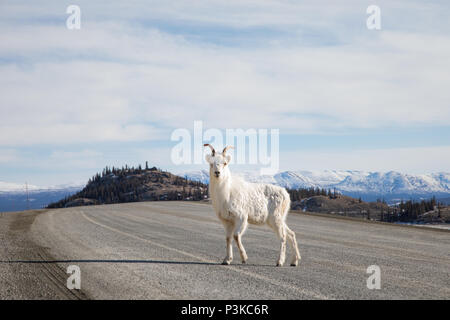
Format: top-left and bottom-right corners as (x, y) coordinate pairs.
(204, 144), (301, 267)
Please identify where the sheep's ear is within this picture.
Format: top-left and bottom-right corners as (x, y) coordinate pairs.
(224, 154), (232, 164)
(205, 154), (213, 163)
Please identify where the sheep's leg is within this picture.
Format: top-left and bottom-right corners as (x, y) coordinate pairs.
(222, 221), (235, 265)
(233, 217), (248, 264)
(275, 223), (287, 267)
(285, 224), (301, 266)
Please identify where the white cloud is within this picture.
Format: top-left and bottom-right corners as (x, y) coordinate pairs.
(1, 25), (450, 144)
(49, 149), (103, 169)
(0, 0), (449, 182)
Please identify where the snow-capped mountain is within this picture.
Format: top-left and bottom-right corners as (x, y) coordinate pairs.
(180, 170), (450, 203)
(178, 170), (210, 185)
(334, 171), (450, 195)
(0, 181), (84, 194)
(0, 181), (41, 193)
(0, 181), (83, 212)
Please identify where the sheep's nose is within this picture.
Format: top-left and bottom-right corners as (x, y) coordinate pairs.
(214, 171), (220, 177)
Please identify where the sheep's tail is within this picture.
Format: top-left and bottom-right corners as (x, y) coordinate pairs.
(281, 188), (291, 222)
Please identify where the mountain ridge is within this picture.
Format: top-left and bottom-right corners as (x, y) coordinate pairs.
(179, 170), (450, 203)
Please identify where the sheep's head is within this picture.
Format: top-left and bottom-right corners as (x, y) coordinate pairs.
(204, 144), (233, 179)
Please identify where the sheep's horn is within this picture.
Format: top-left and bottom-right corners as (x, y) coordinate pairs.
(204, 143), (215, 156)
(222, 146), (235, 155)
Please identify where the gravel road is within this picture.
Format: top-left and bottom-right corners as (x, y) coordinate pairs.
(1, 202), (449, 299)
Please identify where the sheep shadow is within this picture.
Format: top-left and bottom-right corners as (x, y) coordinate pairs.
(0, 259), (215, 265)
(0, 259), (277, 267)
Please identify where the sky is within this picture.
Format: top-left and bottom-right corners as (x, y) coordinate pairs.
(1, 0), (450, 186)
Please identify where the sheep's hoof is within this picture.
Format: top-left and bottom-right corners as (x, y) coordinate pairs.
(241, 260), (247, 264)
(290, 262), (298, 267)
(222, 260), (231, 265)
(276, 262), (283, 267)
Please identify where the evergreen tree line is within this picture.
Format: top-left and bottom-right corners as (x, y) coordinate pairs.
(287, 187), (339, 202)
(393, 197), (441, 222)
(362, 197), (441, 223)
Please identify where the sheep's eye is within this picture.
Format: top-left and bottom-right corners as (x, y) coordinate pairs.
(224, 162), (227, 166)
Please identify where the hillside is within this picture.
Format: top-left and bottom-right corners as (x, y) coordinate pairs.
(47, 166), (208, 208)
(291, 195), (390, 220)
(290, 194), (449, 223)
